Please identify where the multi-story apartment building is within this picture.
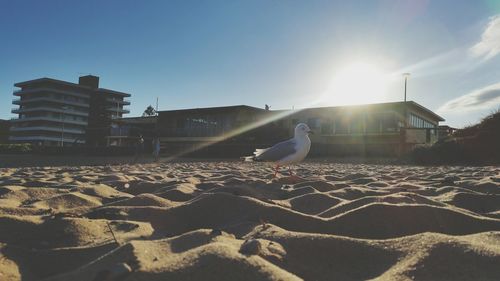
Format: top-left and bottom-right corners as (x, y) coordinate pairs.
(9, 75), (130, 146)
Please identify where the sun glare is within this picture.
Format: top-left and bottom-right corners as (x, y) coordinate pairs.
(326, 62), (390, 106)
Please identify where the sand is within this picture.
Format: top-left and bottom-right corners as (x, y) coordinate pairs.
(0, 161), (499, 280)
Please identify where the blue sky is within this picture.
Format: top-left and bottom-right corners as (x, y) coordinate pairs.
(1, 0), (499, 127)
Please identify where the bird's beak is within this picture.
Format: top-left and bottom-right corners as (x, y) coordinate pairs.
(308, 130), (314, 135)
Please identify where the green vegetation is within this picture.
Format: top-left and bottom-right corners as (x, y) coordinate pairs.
(142, 105), (157, 117)
(410, 110), (500, 165)
(0, 143), (32, 154)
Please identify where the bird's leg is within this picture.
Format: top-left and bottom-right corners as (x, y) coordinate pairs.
(273, 164), (280, 178)
(288, 166), (301, 182)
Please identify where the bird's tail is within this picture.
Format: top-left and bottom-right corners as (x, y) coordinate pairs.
(241, 148), (268, 162)
(253, 148), (268, 157)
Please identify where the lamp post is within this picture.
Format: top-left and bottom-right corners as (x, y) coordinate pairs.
(60, 106), (70, 147)
(401, 73), (411, 127)
(400, 73), (411, 156)
(403, 73), (410, 102)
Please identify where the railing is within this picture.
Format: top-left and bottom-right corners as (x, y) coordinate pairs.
(11, 106), (89, 116)
(106, 107), (130, 113)
(11, 97), (89, 107)
(10, 126), (86, 134)
(12, 88), (90, 98)
(9, 135), (84, 143)
(106, 98), (131, 105)
(9, 116), (88, 125)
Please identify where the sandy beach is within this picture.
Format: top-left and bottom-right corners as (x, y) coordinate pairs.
(0, 161), (499, 280)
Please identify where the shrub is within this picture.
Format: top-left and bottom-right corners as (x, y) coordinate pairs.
(0, 143), (33, 154)
(409, 110), (500, 165)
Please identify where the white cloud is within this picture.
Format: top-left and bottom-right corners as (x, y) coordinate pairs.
(470, 15), (500, 61)
(438, 82), (500, 113)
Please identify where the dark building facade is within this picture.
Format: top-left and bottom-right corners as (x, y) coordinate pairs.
(0, 120), (10, 143)
(9, 75), (130, 146)
(156, 105), (287, 156)
(106, 116), (158, 148)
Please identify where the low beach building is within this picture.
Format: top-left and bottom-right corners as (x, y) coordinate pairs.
(156, 105), (285, 156)
(281, 101), (444, 156)
(156, 101), (444, 157)
(9, 75), (130, 146)
(437, 125), (457, 140)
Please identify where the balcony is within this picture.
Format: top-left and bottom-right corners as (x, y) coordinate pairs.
(106, 98), (131, 105)
(12, 97), (89, 107)
(9, 135), (85, 144)
(11, 106), (89, 116)
(10, 126), (86, 135)
(10, 116), (87, 126)
(13, 88), (90, 99)
(106, 107), (130, 114)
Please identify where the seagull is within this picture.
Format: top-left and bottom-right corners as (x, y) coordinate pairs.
(245, 123), (313, 178)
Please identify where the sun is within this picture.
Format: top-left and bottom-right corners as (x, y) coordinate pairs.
(325, 62), (389, 106)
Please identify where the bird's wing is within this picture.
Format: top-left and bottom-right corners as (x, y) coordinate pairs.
(255, 139), (297, 161)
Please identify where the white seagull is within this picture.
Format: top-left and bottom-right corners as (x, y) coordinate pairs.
(245, 123), (313, 178)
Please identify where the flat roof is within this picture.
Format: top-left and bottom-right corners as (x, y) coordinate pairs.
(14, 77), (131, 97)
(98, 88), (131, 97)
(406, 101), (445, 121)
(158, 105), (267, 114)
(158, 101), (444, 122)
(298, 101), (445, 121)
(114, 116), (157, 124)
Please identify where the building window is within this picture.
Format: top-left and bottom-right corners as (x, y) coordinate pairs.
(335, 119), (348, 134)
(307, 118), (320, 129)
(410, 113), (435, 128)
(176, 118), (186, 128)
(379, 112), (398, 132)
(365, 114), (380, 134)
(321, 120), (333, 135)
(350, 116), (364, 134)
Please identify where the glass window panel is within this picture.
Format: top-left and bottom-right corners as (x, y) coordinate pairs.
(335, 119), (348, 134)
